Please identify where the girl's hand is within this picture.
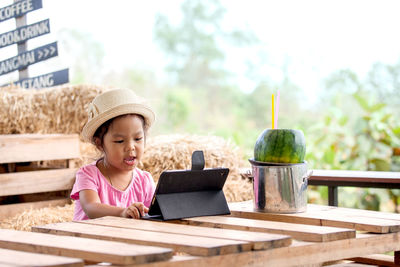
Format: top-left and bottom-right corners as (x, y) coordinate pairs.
(121, 202), (149, 219)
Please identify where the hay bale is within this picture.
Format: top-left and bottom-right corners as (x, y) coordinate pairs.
(0, 86), (253, 230)
(77, 134), (253, 202)
(0, 203), (74, 231)
(0, 84), (109, 135)
(0, 84), (112, 168)
(140, 134), (253, 202)
(0, 134), (253, 231)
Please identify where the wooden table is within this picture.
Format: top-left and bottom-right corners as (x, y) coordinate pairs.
(2, 201), (400, 266)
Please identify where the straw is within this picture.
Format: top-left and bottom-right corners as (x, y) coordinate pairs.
(275, 90), (280, 128)
(271, 93), (275, 129)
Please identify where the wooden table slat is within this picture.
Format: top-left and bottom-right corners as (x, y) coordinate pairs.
(229, 201), (400, 233)
(78, 216), (292, 251)
(307, 204), (400, 222)
(0, 248), (83, 267)
(178, 215), (355, 242)
(96, 233), (400, 267)
(32, 221), (251, 256)
(0, 229), (172, 265)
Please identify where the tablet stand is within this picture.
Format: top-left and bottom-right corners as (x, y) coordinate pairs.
(148, 150), (230, 220)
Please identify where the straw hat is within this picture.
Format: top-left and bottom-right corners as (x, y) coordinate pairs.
(81, 89), (155, 142)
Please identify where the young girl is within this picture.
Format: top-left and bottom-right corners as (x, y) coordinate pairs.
(70, 89), (156, 220)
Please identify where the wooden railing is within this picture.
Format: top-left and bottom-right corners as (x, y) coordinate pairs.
(240, 168), (400, 206)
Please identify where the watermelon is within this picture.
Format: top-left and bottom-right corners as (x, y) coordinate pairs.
(254, 129), (306, 164)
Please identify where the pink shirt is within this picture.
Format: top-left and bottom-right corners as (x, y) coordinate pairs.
(70, 161), (155, 221)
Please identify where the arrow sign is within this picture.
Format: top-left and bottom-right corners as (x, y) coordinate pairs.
(37, 44), (56, 59)
(0, 19), (50, 49)
(2, 68), (69, 89)
(0, 0), (42, 23)
(0, 42), (58, 76)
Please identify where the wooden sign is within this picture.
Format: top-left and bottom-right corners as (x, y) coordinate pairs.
(0, 0), (69, 88)
(0, 41), (57, 76)
(2, 68), (68, 88)
(0, 0), (42, 23)
(0, 19), (50, 48)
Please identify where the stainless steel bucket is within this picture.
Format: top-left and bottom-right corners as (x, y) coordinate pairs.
(249, 159), (312, 213)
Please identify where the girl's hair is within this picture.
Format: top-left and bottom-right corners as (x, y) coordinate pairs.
(92, 114), (146, 147)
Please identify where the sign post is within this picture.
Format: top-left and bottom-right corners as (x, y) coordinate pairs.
(0, 0), (68, 89)
(15, 0), (29, 79)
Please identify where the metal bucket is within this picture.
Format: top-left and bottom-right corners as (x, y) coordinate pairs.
(249, 159), (312, 213)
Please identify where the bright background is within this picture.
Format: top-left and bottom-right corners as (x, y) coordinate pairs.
(1, 0), (400, 210)
(1, 0), (400, 103)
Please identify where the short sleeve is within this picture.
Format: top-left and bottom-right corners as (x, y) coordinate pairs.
(70, 164), (100, 200)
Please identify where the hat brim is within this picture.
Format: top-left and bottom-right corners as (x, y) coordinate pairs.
(81, 103), (155, 143)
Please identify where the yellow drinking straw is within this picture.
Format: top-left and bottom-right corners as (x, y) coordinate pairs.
(272, 93), (275, 129)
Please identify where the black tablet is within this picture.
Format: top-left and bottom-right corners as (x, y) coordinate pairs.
(142, 167), (230, 221)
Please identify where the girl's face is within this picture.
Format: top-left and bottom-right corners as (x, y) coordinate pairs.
(100, 114), (145, 173)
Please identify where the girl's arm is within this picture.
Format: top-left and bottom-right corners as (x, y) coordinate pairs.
(79, 189), (148, 219)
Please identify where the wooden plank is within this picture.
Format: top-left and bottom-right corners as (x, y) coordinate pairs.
(0, 229), (172, 265)
(0, 248), (83, 267)
(77, 216), (291, 251)
(310, 169), (400, 184)
(178, 215), (355, 242)
(0, 42), (58, 76)
(325, 263), (381, 267)
(0, 0), (43, 23)
(240, 168), (400, 184)
(85, 256), (200, 267)
(0, 134), (80, 164)
(0, 198), (71, 220)
(33, 221), (250, 256)
(0, 19), (50, 49)
(229, 201), (400, 233)
(349, 254), (397, 267)
(307, 204), (400, 222)
(10, 69), (70, 89)
(0, 168), (76, 196)
(126, 233), (400, 267)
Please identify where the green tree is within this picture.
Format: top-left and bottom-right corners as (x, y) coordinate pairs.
(154, 0), (257, 89)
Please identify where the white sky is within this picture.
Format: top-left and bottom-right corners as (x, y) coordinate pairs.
(1, 0), (400, 102)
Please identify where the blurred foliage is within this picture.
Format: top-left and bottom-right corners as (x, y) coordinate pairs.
(60, 0), (400, 212)
(306, 71), (400, 211)
(154, 0), (258, 90)
(58, 29), (105, 84)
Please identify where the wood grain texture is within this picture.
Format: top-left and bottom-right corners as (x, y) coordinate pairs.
(239, 168), (400, 184)
(78, 216), (292, 251)
(310, 169), (400, 183)
(349, 254), (397, 267)
(120, 233), (400, 267)
(0, 168), (76, 196)
(0, 134), (80, 163)
(0, 248), (83, 267)
(0, 229), (172, 265)
(178, 215), (355, 242)
(229, 201), (400, 233)
(32, 221), (250, 256)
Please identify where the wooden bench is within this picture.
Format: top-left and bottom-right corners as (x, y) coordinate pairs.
(308, 169), (400, 206)
(0, 134), (80, 219)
